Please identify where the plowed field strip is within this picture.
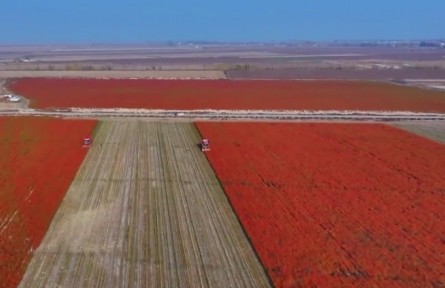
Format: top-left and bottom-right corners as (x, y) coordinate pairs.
(391, 121), (445, 144)
(0, 70), (226, 79)
(19, 121), (270, 288)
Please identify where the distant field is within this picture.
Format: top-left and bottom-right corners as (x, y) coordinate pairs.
(0, 70), (226, 79)
(9, 78), (445, 112)
(227, 68), (445, 81)
(196, 122), (445, 287)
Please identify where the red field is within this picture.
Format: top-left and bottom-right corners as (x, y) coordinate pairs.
(9, 78), (445, 112)
(196, 122), (445, 287)
(0, 117), (96, 288)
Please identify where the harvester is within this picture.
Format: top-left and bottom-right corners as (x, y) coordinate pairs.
(83, 136), (93, 147)
(201, 139), (210, 152)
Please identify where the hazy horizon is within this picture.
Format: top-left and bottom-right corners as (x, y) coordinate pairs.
(1, 39), (445, 46)
(1, 1), (444, 44)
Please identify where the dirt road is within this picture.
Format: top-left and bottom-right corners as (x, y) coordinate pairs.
(2, 108), (445, 122)
(19, 121), (270, 288)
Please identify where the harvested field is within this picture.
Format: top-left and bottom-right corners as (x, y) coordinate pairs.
(391, 121), (445, 144)
(9, 79), (445, 112)
(0, 117), (96, 288)
(0, 70), (226, 79)
(0, 79), (6, 94)
(196, 122), (445, 287)
(0, 102), (20, 110)
(19, 121), (270, 288)
(227, 68), (445, 81)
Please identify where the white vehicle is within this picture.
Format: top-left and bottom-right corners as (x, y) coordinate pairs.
(8, 96), (21, 102)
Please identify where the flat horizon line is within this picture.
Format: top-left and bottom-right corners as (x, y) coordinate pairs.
(0, 39), (444, 46)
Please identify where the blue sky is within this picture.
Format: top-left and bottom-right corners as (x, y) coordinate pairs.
(1, 0), (444, 43)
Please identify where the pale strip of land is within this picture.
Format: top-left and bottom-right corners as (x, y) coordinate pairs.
(3, 108), (445, 122)
(391, 121), (445, 144)
(0, 70), (226, 79)
(19, 121), (270, 288)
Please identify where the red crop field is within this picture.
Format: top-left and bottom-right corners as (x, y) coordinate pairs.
(196, 122), (445, 287)
(9, 78), (445, 112)
(0, 117), (96, 288)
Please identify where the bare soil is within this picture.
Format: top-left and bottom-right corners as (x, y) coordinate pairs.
(227, 68), (445, 80)
(391, 121), (445, 144)
(0, 70), (226, 79)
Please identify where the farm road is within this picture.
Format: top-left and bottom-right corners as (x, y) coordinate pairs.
(19, 121), (270, 288)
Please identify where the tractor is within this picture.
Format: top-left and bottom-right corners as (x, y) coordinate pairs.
(201, 139), (210, 152)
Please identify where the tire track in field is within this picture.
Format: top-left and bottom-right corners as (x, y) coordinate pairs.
(19, 121), (270, 288)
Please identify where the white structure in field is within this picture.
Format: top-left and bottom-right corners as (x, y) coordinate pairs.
(2, 94), (21, 102)
(9, 96), (21, 102)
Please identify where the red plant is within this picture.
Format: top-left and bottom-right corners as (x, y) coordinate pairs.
(196, 122), (445, 287)
(0, 117), (96, 288)
(9, 78), (445, 112)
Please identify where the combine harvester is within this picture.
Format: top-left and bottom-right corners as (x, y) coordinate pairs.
(201, 138), (210, 152)
(82, 136), (93, 148)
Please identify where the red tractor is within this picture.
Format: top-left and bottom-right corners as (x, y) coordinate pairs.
(201, 139), (210, 152)
(83, 136), (93, 147)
